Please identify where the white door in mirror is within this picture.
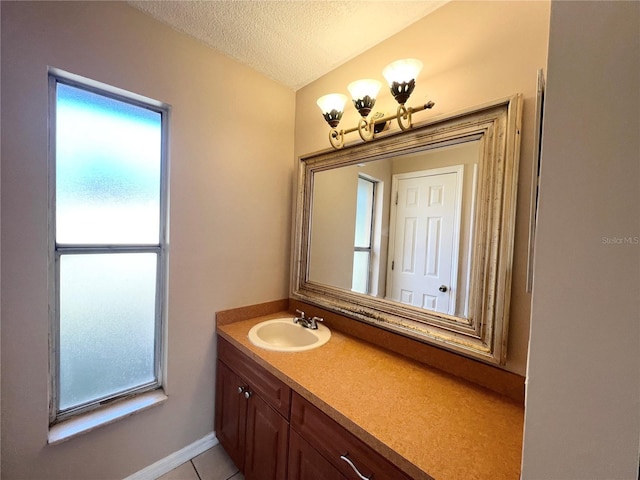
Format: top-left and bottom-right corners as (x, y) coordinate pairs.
(248, 318), (331, 352)
(387, 166), (463, 316)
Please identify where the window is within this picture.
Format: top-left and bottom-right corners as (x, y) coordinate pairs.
(352, 176), (376, 294)
(50, 73), (168, 422)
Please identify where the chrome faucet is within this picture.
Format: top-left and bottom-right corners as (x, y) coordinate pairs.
(293, 309), (323, 330)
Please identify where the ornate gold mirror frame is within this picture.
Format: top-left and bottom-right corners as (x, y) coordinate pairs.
(292, 95), (522, 364)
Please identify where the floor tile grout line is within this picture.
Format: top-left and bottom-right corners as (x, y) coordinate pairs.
(190, 459), (203, 480)
(226, 469), (240, 480)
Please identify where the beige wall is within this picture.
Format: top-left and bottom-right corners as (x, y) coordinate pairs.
(295, 0), (551, 374)
(522, 1), (640, 477)
(309, 167), (358, 289)
(1, 2), (294, 479)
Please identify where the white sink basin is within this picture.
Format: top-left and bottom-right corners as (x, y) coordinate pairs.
(248, 318), (331, 352)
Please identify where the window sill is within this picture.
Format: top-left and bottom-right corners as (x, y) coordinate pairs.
(48, 390), (168, 445)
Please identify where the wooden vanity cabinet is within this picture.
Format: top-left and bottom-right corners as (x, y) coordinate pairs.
(216, 337), (416, 480)
(215, 338), (290, 480)
(291, 392), (413, 480)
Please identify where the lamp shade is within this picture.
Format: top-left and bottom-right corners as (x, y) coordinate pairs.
(382, 59), (423, 105)
(382, 59), (423, 85)
(317, 93), (348, 128)
(347, 79), (382, 117)
(347, 79), (382, 101)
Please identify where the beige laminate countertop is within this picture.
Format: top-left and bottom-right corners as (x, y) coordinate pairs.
(217, 312), (524, 480)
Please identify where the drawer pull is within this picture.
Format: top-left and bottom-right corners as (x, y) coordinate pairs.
(340, 453), (372, 480)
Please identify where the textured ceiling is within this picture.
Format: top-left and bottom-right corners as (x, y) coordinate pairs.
(128, 1), (448, 90)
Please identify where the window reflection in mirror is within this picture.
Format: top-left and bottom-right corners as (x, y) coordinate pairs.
(352, 176), (376, 294)
(309, 141), (479, 319)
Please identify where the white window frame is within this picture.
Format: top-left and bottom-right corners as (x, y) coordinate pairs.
(48, 70), (170, 424)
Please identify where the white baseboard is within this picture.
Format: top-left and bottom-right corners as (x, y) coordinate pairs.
(124, 432), (219, 480)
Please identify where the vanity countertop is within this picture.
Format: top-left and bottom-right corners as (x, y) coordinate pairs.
(217, 312), (524, 480)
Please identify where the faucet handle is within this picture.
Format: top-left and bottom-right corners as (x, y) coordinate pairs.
(294, 310), (307, 325)
(309, 316), (324, 329)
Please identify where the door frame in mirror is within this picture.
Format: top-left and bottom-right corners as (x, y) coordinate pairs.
(291, 95), (522, 365)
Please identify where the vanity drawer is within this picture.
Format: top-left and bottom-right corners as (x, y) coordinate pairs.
(218, 336), (291, 418)
(291, 392), (413, 480)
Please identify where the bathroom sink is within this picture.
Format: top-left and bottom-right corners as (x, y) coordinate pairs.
(248, 318), (331, 352)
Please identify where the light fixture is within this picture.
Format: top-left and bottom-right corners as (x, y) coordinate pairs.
(316, 93), (347, 128)
(317, 59), (434, 149)
(347, 79), (381, 117)
(382, 58), (423, 105)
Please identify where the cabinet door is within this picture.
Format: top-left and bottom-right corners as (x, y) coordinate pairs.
(215, 360), (247, 471)
(244, 392), (289, 480)
(289, 429), (346, 480)
(291, 393), (413, 480)
(218, 337), (291, 418)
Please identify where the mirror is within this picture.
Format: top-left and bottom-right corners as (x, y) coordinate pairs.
(309, 141), (478, 319)
(292, 95), (522, 364)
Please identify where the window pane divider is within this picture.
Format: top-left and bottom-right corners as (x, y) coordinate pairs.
(55, 245), (162, 254)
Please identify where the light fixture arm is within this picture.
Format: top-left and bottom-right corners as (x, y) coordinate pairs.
(357, 118), (375, 142)
(397, 105), (412, 131)
(329, 128), (345, 149)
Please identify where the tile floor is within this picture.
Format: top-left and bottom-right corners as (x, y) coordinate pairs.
(157, 444), (244, 480)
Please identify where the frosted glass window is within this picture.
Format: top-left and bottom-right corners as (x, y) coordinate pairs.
(51, 74), (167, 420)
(352, 177), (375, 294)
(56, 83), (162, 245)
(354, 177), (374, 248)
(59, 253), (157, 410)
(352, 251), (370, 294)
